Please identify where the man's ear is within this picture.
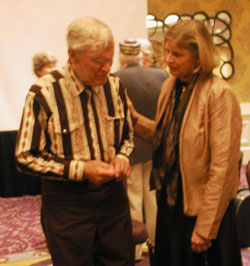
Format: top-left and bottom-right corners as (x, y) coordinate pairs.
(68, 48), (77, 64)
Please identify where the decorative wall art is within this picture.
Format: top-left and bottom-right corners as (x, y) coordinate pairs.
(147, 11), (234, 80)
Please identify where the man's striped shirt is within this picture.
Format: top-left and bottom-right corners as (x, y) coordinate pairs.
(15, 63), (134, 181)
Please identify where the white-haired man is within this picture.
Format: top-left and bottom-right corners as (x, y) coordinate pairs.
(15, 17), (135, 266)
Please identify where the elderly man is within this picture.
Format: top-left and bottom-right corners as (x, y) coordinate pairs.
(15, 17), (134, 266)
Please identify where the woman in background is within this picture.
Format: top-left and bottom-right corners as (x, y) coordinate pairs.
(128, 20), (242, 266)
(32, 51), (57, 77)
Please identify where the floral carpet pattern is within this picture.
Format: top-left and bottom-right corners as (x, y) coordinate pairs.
(0, 195), (150, 266)
(0, 168), (250, 266)
(0, 195), (47, 256)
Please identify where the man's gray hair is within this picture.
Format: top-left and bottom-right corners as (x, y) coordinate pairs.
(66, 17), (114, 52)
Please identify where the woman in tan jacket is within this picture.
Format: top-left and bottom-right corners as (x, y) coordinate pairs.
(129, 20), (242, 266)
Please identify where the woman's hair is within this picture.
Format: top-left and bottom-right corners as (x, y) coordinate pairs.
(32, 51), (57, 72)
(164, 20), (219, 73)
(66, 17), (114, 53)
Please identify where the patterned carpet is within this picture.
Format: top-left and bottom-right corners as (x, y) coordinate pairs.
(0, 195), (150, 266)
(0, 195), (50, 266)
(0, 195), (46, 256)
(0, 167), (250, 266)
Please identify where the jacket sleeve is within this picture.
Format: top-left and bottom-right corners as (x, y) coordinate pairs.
(194, 85), (242, 239)
(131, 77), (174, 144)
(115, 85), (135, 159)
(133, 113), (156, 144)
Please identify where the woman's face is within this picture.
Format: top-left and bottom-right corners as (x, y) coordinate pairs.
(164, 39), (197, 81)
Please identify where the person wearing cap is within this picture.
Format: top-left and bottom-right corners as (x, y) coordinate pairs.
(115, 38), (168, 262)
(32, 51), (58, 77)
(15, 17), (135, 266)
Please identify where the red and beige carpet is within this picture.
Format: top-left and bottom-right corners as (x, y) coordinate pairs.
(0, 195), (49, 265)
(0, 195), (150, 266)
(0, 167), (250, 266)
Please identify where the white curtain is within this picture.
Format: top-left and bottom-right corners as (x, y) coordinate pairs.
(0, 0), (147, 130)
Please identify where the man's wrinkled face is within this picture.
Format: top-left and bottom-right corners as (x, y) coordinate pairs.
(69, 41), (114, 86)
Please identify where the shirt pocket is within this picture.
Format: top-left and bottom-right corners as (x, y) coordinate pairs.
(47, 119), (85, 157)
(104, 114), (125, 129)
(104, 114), (125, 148)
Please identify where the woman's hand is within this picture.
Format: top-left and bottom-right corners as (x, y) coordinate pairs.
(125, 92), (139, 126)
(191, 231), (212, 253)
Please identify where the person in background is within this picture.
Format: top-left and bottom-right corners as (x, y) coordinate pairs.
(15, 17), (135, 266)
(32, 51), (57, 77)
(137, 38), (158, 68)
(115, 38), (168, 262)
(128, 20), (243, 266)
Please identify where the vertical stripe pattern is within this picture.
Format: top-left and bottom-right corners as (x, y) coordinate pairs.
(15, 63), (134, 181)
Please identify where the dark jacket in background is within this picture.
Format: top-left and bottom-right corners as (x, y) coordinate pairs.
(115, 63), (168, 164)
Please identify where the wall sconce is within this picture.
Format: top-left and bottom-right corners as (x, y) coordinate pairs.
(147, 11), (234, 80)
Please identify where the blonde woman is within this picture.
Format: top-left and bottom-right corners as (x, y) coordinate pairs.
(129, 20), (242, 266)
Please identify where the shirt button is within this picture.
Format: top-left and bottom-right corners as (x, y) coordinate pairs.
(63, 128), (67, 133)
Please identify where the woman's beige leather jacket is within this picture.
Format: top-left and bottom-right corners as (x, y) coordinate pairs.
(132, 73), (242, 239)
